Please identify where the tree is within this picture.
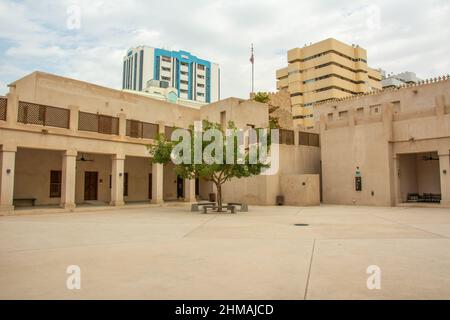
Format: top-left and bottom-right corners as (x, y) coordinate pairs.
(252, 92), (280, 128)
(148, 120), (272, 212)
(253, 92), (270, 104)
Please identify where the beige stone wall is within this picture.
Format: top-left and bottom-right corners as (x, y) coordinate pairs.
(318, 78), (450, 207)
(222, 143), (321, 205)
(200, 97), (269, 128)
(14, 148), (62, 206)
(280, 174), (320, 206)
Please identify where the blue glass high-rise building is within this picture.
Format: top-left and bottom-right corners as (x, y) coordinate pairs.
(123, 46), (220, 103)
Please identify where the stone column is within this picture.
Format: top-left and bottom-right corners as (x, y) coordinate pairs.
(438, 152), (450, 207)
(184, 178), (196, 202)
(118, 113), (126, 137)
(110, 155), (125, 206)
(151, 162), (164, 204)
(68, 106), (79, 131)
(392, 155), (402, 206)
(60, 150), (77, 209)
(6, 91), (18, 125)
(0, 145), (17, 212)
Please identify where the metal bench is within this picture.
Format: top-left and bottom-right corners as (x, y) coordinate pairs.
(13, 198), (36, 207)
(227, 202), (248, 212)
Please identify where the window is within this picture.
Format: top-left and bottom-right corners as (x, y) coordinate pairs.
(197, 75), (205, 79)
(197, 92), (204, 97)
(197, 83), (205, 88)
(356, 107), (364, 118)
(327, 113), (333, 120)
(180, 71), (188, 75)
(370, 104), (381, 115)
(197, 64), (205, 70)
(180, 80), (189, 85)
(98, 115), (114, 134)
(50, 170), (62, 197)
(161, 67), (171, 71)
(338, 110), (348, 118)
(299, 132), (320, 147)
(161, 76), (171, 81)
(280, 129), (295, 145)
(180, 62), (188, 67)
(161, 56), (171, 62)
(180, 89), (188, 94)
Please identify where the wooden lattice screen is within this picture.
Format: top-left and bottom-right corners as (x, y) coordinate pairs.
(17, 101), (70, 128)
(126, 120), (158, 139)
(279, 129), (295, 145)
(299, 132), (320, 147)
(0, 97), (6, 121)
(78, 111), (119, 135)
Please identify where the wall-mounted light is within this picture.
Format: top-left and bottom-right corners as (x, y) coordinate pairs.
(444, 169), (447, 175)
(119, 173), (123, 177)
(6, 169), (11, 174)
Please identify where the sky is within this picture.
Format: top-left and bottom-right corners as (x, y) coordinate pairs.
(0, 0), (449, 97)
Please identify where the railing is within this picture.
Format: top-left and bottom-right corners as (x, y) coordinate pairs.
(126, 119), (158, 139)
(279, 129), (295, 145)
(0, 96), (6, 121)
(17, 101), (70, 128)
(78, 111), (119, 135)
(299, 132), (320, 147)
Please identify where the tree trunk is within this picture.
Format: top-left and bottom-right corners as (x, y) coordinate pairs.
(216, 182), (223, 212)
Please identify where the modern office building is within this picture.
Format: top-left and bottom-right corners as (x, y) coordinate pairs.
(276, 38), (382, 128)
(122, 46), (220, 103)
(381, 71), (421, 89)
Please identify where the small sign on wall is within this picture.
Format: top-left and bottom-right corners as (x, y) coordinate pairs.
(355, 167), (362, 191)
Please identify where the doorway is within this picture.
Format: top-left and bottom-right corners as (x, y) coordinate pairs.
(177, 175), (184, 199)
(399, 152), (441, 203)
(84, 171), (98, 200)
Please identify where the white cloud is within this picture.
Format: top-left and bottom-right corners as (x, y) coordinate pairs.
(0, 0), (449, 97)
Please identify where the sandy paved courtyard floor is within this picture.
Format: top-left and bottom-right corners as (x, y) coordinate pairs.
(1, 205), (450, 299)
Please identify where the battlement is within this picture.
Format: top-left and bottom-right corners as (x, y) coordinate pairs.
(316, 75), (450, 106)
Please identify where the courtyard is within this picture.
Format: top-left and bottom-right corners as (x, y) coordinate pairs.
(0, 204), (450, 300)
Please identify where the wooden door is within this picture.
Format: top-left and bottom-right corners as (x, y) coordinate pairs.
(84, 171), (98, 200)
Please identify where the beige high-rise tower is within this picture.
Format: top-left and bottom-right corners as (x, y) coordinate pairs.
(276, 38), (382, 128)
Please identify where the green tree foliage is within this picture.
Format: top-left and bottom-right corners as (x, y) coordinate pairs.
(148, 120), (271, 211)
(253, 92), (270, 103)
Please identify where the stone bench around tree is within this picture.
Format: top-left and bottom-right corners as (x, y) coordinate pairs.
(226, 202), (248, 212)
(202, 204), (236, 214)
(191, 202), (216, 212)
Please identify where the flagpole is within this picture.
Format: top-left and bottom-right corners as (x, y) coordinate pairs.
(251, 43), (254, 93)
